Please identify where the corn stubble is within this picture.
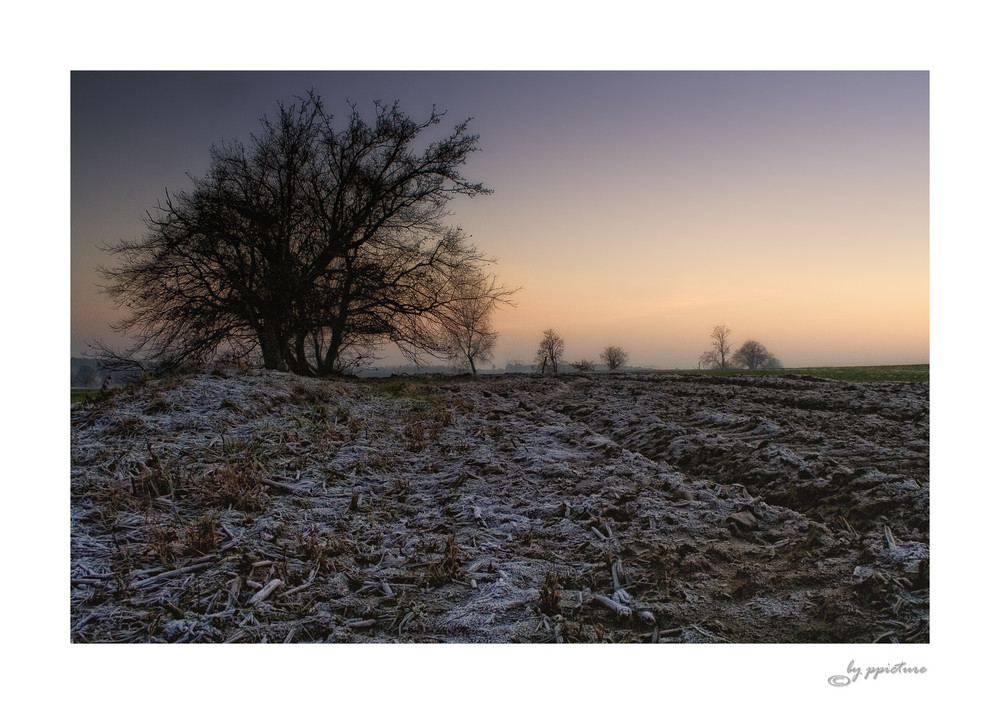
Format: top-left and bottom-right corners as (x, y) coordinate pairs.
(71, 369), (928, 643)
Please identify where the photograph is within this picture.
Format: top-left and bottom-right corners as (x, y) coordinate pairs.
(11, 2), (993, 707)
(70, 69), (929, 646)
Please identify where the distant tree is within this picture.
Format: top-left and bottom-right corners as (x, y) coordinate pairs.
(732, 339), (782, 369)
(600, 345), (628, 371)
(433, 272), (515, 376)
(536, 329), (565, 374)
(571, 358), (595, 372)
(98, 91), (511, 376)
(700, 325), (734, 369)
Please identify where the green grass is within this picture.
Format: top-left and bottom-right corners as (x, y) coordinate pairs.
(660, 364), (928, 383)
(71, 388), (101, 404)
(782, 364), (928, 383)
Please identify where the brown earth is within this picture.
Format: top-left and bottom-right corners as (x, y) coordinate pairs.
(70, 369), (928, 643)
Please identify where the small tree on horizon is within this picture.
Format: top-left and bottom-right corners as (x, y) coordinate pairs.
(732, 339), (782, 369)
(433, 272), (516, 376)
(536, 329), (565, 374)
(600, 345), (628, 371)
(700, 325), (734, 369)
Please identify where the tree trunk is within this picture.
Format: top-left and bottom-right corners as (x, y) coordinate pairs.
(293, 333), (309, 375)
(321, 327), (345, 376)
(260, 322), (287, 372)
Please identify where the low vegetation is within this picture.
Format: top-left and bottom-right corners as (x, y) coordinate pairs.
(662, 364), (929, 383)
(71, 363), (929, 405)
(71, 388), (101, 404)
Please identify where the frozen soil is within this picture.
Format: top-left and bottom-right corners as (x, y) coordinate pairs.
(70, 369), (929, 643)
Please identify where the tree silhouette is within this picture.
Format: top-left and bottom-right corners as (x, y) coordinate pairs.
(733, 339), (782, 369)
(433, 272), (515, 375)
(700, 325), (734, 369)
(535, 329), (565, 374)
(600, 345), (628, 371)
(98, 92), (509, 375)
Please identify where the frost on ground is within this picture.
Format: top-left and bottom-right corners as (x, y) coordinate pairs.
(70, 369), (929, 643)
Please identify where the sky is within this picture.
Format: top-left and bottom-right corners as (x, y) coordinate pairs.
(71, 70), (928, 369)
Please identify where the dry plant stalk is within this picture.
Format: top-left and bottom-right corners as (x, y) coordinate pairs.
(209, 465), (266, 512)
(539, 570), (561, 615)
(592, 593), (632, 619)
(403, 414), (426, 452)
(247, 578), (284, 606)
(148, 526), (178, 568)
(184, 511), (219, 554)
(427, 534), (461, 586)
(388, 478), (411, 502)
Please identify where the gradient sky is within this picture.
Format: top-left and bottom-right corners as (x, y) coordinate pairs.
(72, 71), (928, 368)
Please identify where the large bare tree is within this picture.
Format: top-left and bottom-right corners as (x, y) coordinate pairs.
(98, 92), (509, 376)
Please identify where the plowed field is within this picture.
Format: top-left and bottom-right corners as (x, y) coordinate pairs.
(70, 370), (928, 643)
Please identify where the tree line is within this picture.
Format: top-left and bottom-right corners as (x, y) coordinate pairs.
(698, 325), (782, 369)
(532, 324), (781, 374)
(534, 329), (629, 374)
